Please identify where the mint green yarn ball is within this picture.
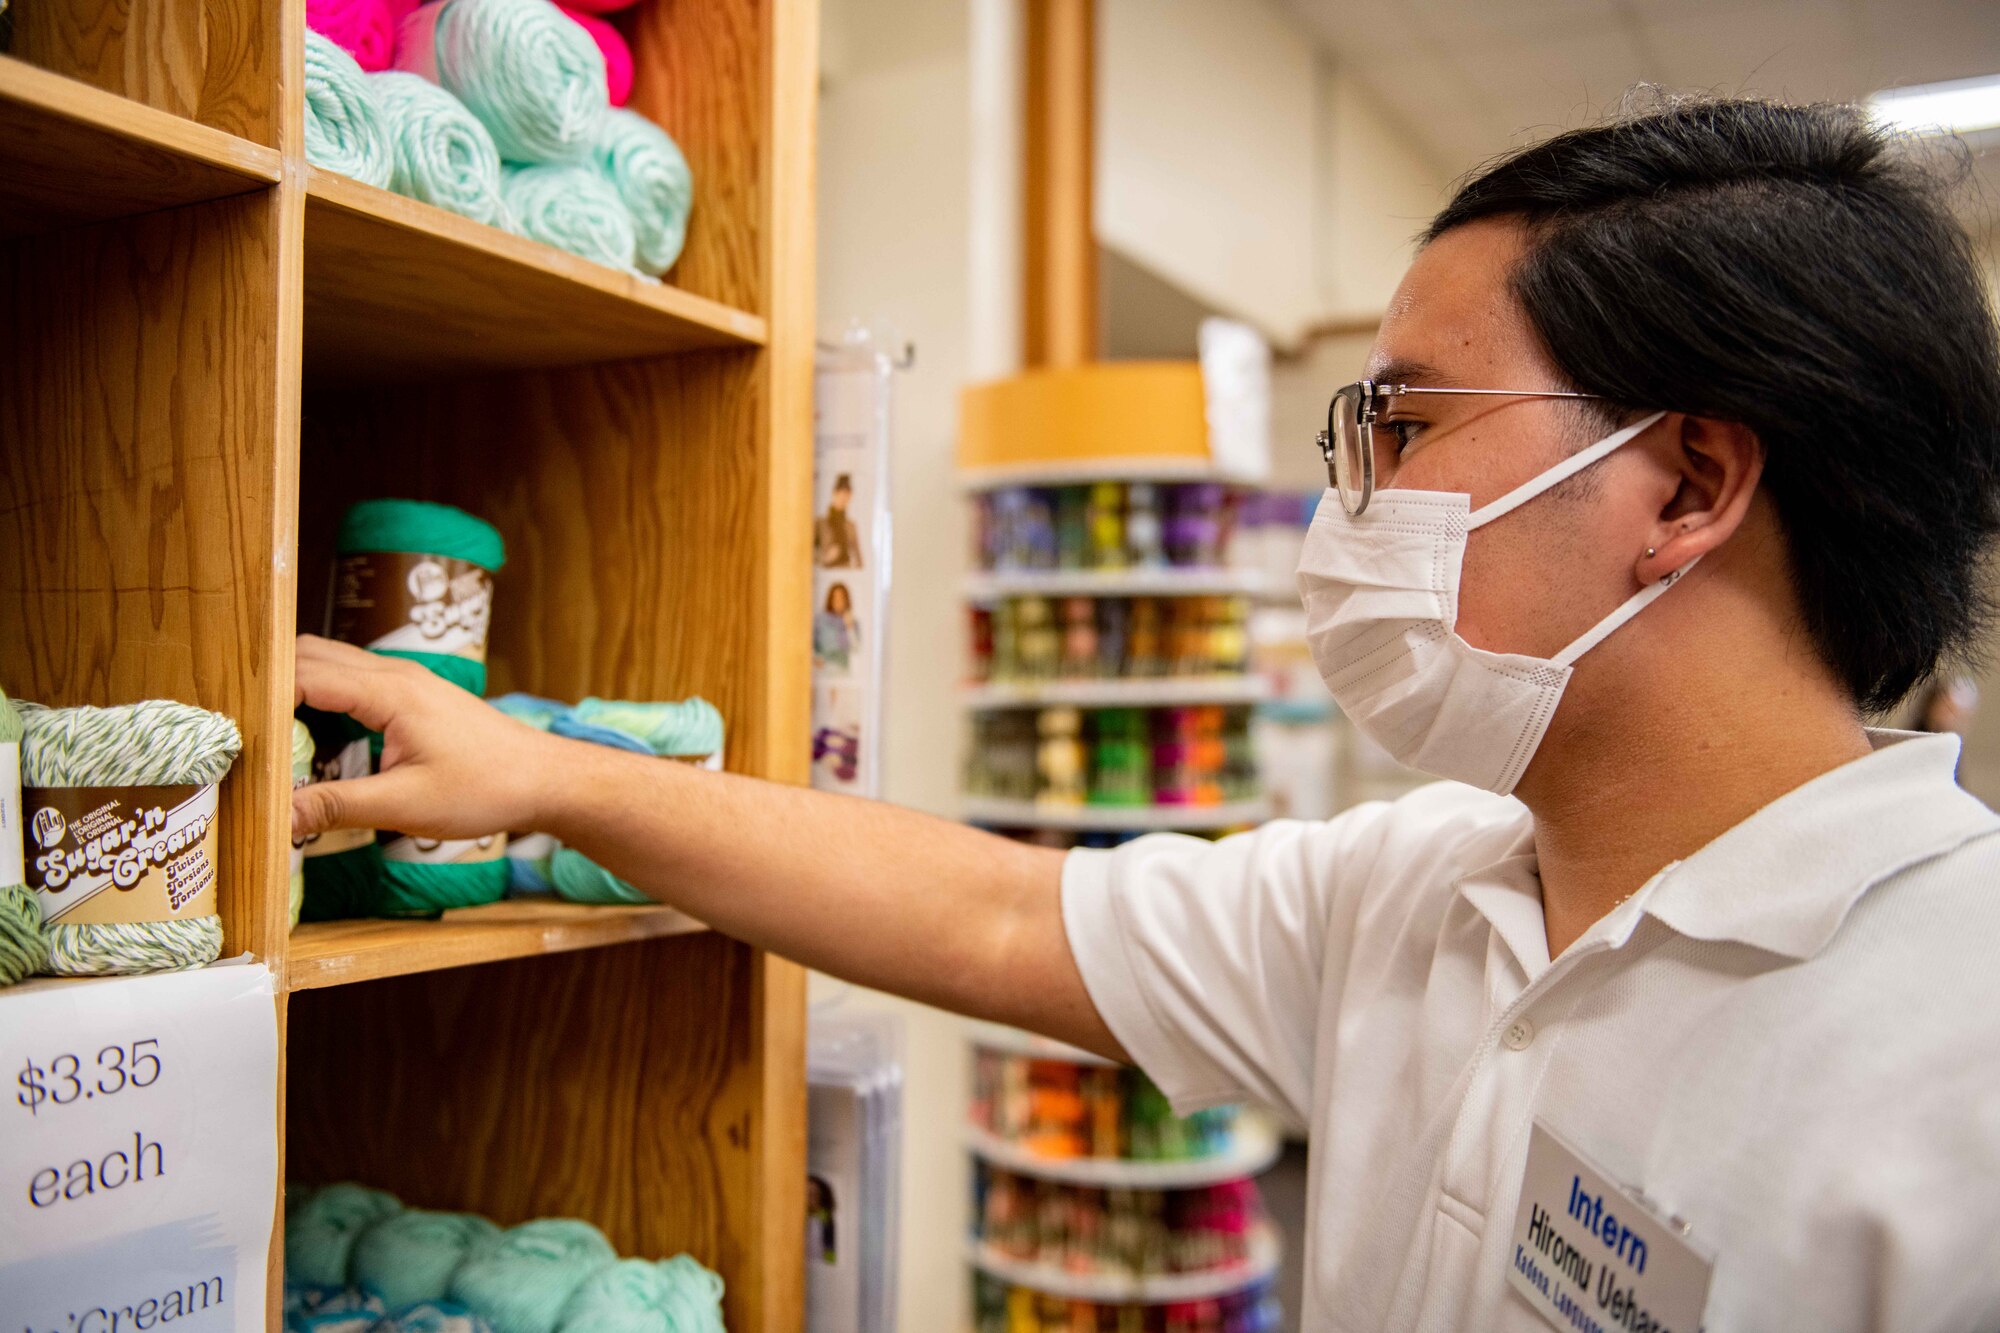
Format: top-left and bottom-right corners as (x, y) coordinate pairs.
(503, 163), (637, 272)
(547, 847), (648, 906)
(422, 0), (609, 164)
(569, 698), (723, 758)
(449, 1219), (618, 1333)
(554, 1256), (725, 1333)
(370, 71), (507, 226)
(352, 1210), (502, 1310)
(306, 30), (394, 188)
(285, 1183), (402, 1289)
(593, 109), (693, 278)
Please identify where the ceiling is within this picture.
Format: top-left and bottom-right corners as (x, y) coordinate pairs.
(1281, 0), (2000, 212)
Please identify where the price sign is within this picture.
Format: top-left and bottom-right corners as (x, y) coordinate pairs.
(0, 960), (279, 1332)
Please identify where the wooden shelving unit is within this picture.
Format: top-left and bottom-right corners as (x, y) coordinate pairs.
(0, 2), (816, 1329)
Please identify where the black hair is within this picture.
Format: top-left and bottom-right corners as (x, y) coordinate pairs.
(1425, 93), (2000, 711)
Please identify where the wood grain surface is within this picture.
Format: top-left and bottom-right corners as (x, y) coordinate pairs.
(0, 192), (292, 963)
(9, 0), (278, 144)
(302, 170), (767, 384)
(0, 55), (281, 241)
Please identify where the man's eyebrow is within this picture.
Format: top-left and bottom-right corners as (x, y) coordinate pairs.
(1365, 357), (1458, 388)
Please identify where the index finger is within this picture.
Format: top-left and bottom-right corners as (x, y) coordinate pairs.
(294, 635), (405, 733)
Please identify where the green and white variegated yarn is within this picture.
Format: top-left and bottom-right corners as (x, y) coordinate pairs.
(0, 688), (45, 986)
(19, 700), (241, 976)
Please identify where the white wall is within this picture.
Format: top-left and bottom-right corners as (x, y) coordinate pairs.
(816, 2), (978, 1329)
(1097, 0), (1322, 345)
(1315, 64), (1452, 322)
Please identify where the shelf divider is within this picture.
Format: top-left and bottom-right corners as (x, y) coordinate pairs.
(0, 55), (281, 241)
(302, 167), (768, 383)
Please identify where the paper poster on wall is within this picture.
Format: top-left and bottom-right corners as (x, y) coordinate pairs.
(0, 960), (280, 1332)
(811, 329), (901, 799)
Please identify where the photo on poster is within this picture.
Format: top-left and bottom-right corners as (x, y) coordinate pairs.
(814, 467), (871, 569)
(813, 578), (866, 676)
(812, 684), (866, 792)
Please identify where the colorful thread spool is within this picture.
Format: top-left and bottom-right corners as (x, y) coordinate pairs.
(19, 701), (238, 976)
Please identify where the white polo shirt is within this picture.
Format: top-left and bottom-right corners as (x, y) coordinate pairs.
(1061, 730), (2000, 1331)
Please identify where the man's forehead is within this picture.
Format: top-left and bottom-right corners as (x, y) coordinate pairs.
(1364, 219), (1546, 387)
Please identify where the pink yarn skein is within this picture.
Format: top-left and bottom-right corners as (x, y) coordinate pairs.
(558, 7), (633, 107)
(558, 0), (639, 12)
(307, 0), (422, 73)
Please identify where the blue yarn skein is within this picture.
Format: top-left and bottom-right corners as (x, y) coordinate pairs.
(286, 1184), (403, 1290)
(447, 1219), (618, 1333)
(351, 1210), (502, 1310)
(592, 108), (693, 278)
(554, 1256), (726, 1333)
(503, 163), (637, 272)
(405, 0), (609, 163)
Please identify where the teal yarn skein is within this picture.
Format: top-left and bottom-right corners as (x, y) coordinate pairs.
(352, 1210), (501, 1310)
(592, 109), (693, 278)
(565, 697), (723, 758)
(406, 0), (609, 164)
(306, 31), (395, 188)
(334, 499), (509, 917)
(547, 847), (648, 906)
(0, 689), (46, 986)
(448, 1219), (618, 1333)
(285, 1183), (402, 1289)
(554, 1256), (726, 1333)
(299, 708), (386, 923)
(370, 71), (508, 226)
(18, 701), (239, 976)
(502, 163), (637, 272)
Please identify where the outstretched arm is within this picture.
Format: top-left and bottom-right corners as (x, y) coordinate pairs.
(290, 635), (1126, 1060)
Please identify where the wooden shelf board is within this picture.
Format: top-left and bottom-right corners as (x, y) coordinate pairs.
(0, 55), (280, 241)
(287, 898), (708, 991)
(302, 167), (768, 382)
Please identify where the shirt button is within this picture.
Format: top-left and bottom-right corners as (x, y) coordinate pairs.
(1502, 1019), (1535, 1051)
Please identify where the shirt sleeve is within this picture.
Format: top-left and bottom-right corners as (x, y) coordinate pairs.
(1060, 806), (1403, 1127)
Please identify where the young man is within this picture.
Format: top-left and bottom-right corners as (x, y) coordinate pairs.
(294, 98), (2000, 1330)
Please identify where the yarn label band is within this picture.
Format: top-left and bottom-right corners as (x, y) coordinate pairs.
(302, 735), (376, 858)
(381, 832), (508, 865)
(333, 550), (494, 662)
(23, 783), (220, 925)
(0, 741), (21, 888)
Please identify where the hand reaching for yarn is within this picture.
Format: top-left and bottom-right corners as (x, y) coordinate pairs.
(292, 635), (557, 841)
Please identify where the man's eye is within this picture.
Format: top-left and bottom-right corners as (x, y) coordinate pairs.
(1385, 420), (1424, 452)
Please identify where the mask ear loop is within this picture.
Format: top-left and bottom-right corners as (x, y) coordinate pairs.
(1551, 556), (1700, 668)
(1467, 411), (1667, 530)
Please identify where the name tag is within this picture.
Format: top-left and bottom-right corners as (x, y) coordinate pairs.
(1507, 1121), (1713, 1333)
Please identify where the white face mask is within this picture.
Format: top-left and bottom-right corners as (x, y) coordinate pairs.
(1296, 411), (1696, 795)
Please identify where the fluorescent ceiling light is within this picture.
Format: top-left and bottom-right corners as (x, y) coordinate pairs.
(1868, 73), (2000, 137)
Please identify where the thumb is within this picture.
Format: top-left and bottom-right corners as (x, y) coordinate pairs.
(291, 769), (425, 839)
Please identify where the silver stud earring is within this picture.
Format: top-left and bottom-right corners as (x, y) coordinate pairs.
(1645, 547), (1657, 558)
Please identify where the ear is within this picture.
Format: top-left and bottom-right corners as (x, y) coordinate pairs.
(1635, 413), (1763, 583)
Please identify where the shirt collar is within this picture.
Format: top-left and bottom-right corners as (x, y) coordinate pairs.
(1456, 729), (1999, 971)
(1638, 729), (1998, 960)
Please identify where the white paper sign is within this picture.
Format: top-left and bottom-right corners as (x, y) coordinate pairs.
(0, 961), (280, 1332)
(1507, 1121), (1713, 1333)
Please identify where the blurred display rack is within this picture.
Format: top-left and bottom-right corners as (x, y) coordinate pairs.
(962, 797), (1273, 833)
(965, 1111), (1284, 1190)
(967, 1224), (1283, 1305)
(965, 676), (1272, 710)
(964, 567), (1280, 602)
